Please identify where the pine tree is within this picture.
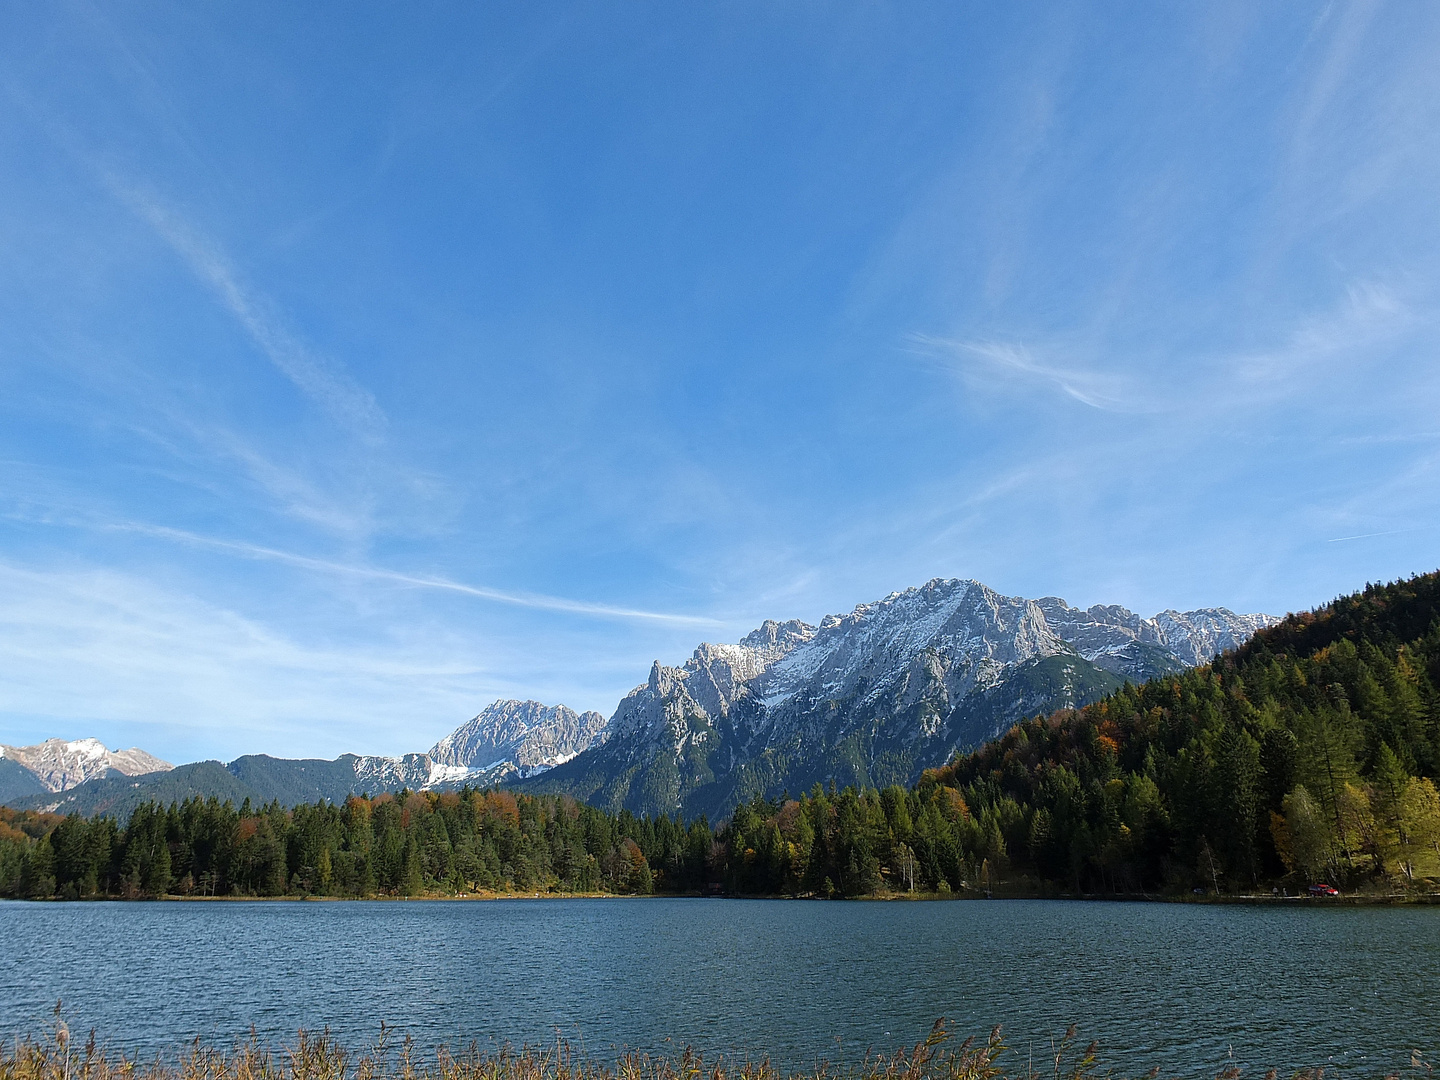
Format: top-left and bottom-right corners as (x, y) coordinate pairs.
(1297, 698), (1361, 858)
(19, 835), (56, 899)
(142, 838), (172, 896)
(317, 846), (333, 893)
(400, 837), (424, 896)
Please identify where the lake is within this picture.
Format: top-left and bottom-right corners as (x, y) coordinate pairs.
(1, 898), (1436, 1076)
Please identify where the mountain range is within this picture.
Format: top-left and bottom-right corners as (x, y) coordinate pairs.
(2, 577), (1272, 821)
(2, 701), (606, 819)
(518, 578), (1273, 818)
(0, 738), (172, 805)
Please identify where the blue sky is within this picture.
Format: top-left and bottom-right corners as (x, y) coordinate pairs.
(2, 2), (1438, 763)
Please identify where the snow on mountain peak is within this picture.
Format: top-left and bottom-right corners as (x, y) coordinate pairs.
(0, 738), (172, 793)
(753, 577), (1072, 711)
(429, 699), (609, 777)
(342, 700), (612, 793)
(1151, 607), (1276, 666)
(533, 575), (1282, 819)
(1035, 597), (1277, 672)
(738, 618), (816, 656)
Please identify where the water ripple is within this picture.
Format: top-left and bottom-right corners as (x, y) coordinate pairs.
(1, 899), (1436, 1075)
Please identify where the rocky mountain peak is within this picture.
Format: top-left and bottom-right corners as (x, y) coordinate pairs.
(738, 618), (816, 655)
(428, 699), (609, 777)
(1031, 596), (1275, 676)
(1151, 608), (1275, 666)
(522, 575), (1277, 820)
(7, 578), (1279, 821)
(0, 738), (171, 793)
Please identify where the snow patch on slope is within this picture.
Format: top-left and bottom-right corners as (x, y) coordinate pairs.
(0, 738), (172, 792)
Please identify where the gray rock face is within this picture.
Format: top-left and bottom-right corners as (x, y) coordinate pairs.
(524, 578), (1276, 819)
(1033, 598), (1273, 677)
(340, 701), (612, 792)
(1150, 608), (1277, 666)
(351, 753), (434, 791)
(758, 580), (1068, 716)
(0, 738), (171, 793)
(429, 700), (609, 777)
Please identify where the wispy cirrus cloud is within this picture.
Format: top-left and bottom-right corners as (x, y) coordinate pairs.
(106, 180), (388, 441)
(912, 277), (1421, 422)
(0, 469), (721, 628)
(1327, 528), (1419, 544)
(9, 68), (418, 539)
(0, 559), (497, 758)
(139, 413), (390, 541)
(123, 523), (724, 627)
(909, 334), (1139, 412)
(88, 176), (456, 544)
(1224, 280), (1413, 391)
(40, 513), (720, 628)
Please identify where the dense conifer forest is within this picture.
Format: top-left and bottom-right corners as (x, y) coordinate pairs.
(921, 570), (1440, 894)
(3, 571), (1438, 900)
(0, 791), (701, 899)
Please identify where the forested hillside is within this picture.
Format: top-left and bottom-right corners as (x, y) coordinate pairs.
(3, 572), (1437, 900)
(919, 571), (1440, 892)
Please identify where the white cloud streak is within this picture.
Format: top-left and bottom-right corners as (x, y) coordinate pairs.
(912, 278), (1419, 422)
(910, 334), (1138, 411)
(105, 521), (723, 627)
(1327, 529), (1416, 543)
(107, 181), (388, 440)
(0, 560), (492, 758)
(1225, 281), (1412, 391)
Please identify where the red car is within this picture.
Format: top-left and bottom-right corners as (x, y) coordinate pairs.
(1308, 884), (1340, 897)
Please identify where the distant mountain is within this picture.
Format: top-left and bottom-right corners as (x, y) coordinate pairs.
(0, 757), (49, 805)
(3, 699), (611, 816)
(2, 581), (1271, 824)
(0, 738), (171, 803)
(1033, 599), (1273, 675)
(17, 761), (260, 819)
(430, 700), (609, 782)
(522, 578), (1274, 819)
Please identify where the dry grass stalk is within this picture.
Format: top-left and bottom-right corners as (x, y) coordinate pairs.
(3, 1011), (1431, 1080)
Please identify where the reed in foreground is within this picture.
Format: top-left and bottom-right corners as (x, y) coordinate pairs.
(0, 1015), (1428, 1080)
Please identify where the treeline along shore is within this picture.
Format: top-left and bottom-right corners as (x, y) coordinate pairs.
(3, 571), (1440, 901)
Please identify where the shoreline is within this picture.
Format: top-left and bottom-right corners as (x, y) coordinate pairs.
(10, 889), (1439, 905)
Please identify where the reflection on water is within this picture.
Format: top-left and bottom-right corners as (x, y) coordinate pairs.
(1, 898), (1436, 1075)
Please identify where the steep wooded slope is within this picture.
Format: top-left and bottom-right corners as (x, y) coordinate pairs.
(924, 571), (1440, 891)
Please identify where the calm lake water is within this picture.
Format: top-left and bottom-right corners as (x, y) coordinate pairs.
(1, 898), (1436, 1076)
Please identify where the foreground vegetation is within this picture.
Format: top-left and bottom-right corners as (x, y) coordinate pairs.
(6, 1016), (1420, 1080)
(2, 571), (1439, 900)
